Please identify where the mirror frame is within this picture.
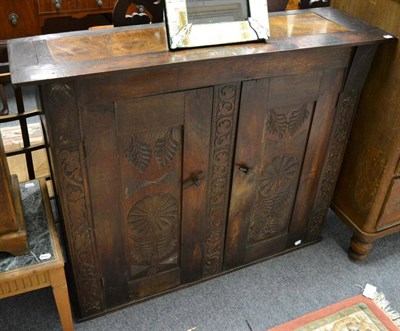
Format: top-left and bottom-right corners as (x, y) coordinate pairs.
(164, 0), (270, 50)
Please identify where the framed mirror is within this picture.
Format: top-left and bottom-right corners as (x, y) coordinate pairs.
(164, 0), (270, 50)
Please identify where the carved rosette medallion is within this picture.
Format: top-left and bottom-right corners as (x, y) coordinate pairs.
(128, 193), (179, 275)
(248, 154), (299, 243)
(48, 83), (103, 316)
(307, 95), (357, 239)
(203, 84), (239, 277)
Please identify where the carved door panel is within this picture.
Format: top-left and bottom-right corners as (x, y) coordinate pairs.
(224, 70), (345, 269)
(82, 84), (240, 307)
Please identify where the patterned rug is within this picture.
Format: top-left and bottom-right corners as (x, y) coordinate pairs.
(269, 294), (400, 331)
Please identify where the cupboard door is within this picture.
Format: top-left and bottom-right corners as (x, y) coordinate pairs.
(82, 85), (239, 307)
(224, 71), (343, 269)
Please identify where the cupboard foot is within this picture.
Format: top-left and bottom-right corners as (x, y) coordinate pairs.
(348, 235), (373, 260)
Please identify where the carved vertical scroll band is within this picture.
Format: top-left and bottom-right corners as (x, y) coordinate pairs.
(47, 83), (103, 316)
(306, 94), (357, 239)
(203, 84), (240, 277)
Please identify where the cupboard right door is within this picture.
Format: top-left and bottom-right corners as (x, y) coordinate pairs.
(224, 70), (345, 270)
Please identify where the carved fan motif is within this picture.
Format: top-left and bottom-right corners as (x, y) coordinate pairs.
(126, 135), (152, 172)
(248, 154), (299, 243)
(266, 105), (310, 139)
(266, 110), (287, 139)
(128, 194), (178, 268)
(288, 105), (310, 136)
(155, 128), (180, 168)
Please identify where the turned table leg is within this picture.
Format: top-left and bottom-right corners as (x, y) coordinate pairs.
(349, 234), (373, 260)
(49, 267), (74, 331)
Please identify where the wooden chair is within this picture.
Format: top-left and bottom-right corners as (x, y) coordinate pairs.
(113, 0), (164, 26)
(90, 0), (163, 30)
(0, 179), (74, 331)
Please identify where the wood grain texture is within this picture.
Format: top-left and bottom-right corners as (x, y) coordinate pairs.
(331, 0), (400, 259)
(9, 8), (389, 87)
(181, 87), (213, 283)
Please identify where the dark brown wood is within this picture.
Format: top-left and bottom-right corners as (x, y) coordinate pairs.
(181, 88), (213, 283)
(7, 8), (389, 318)
(331, 0), (400, 260)
(0, 136), (29, 255)
(224, 69), (349, 269)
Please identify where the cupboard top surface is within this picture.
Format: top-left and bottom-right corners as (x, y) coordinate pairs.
(8, 8), (390, 86)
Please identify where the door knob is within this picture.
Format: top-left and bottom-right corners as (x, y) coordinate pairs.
(239, 165), (250, 174)
(52, 0), (62, 10)
(183, 171), (205, 189)
(8, 13), (19, 25)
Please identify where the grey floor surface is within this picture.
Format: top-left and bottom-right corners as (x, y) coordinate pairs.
(0, 209), (399, 331)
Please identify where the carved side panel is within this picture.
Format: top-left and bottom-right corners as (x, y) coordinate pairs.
(203, 83), (240, 277)
(307, 95), (357, 239)
(45, 83), (103, 316)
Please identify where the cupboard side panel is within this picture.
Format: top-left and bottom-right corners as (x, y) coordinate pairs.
(43, 82), (104, 317)
(308, 45), (379, 239)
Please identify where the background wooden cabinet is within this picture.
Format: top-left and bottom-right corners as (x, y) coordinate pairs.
(331, 0), (400, 260)
(0, 0), (41, 40)
(8, 8), (388, 319)
(0, 0), (116, 40)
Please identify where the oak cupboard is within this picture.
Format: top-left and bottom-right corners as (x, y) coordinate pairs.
(8, 8), (390, 319)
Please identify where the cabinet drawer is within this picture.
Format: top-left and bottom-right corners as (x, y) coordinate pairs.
(0, 0), (40, 39)
(377, 177), (400, 230)
(38, 0), (78, 13)
(79, 0), (113, 10)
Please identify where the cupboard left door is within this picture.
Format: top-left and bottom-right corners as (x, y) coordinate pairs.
(44, 82), (220, 317)
(0, 0), (40, 39)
